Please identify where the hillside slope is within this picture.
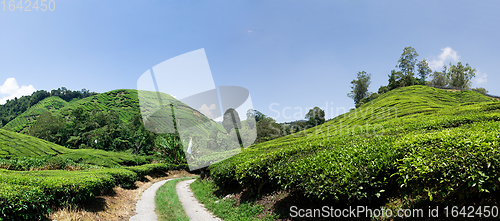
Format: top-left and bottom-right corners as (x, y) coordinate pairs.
(210, 85), (500, 207)
(3, 89), (226, 136)
(0, 128), (145, 167)
(3, 96), (69, 132)
(3, 89), (140, 132)
(0, 128), (70, 158)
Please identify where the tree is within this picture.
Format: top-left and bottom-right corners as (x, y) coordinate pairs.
(430, 65), (450, 87)
(416, 59), (432, 82)
(348, 71), (371, 106)
(155, 133), (185, 164)
(448, 62), (476, 89)
(397, 46), (419, 77)
(305, 107), (325, 126)
(472, 87), (488, 94)
(245, 109), (256, 129)
(387, 70), (401, 90)
(253, 110), (266, 122)
(356, 92), (379, 108)
(378, 86), (389, 94)
(256, 116), (281, 143)
(29, 112), (64, 143)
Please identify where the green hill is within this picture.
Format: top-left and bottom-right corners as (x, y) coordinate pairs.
(210, 85), (500, 207)
(3, 89), (140, 132)
(2, 88), (227, 165)
(3, 89), (225, 136)
(0, 128), (146, 167)
(3, 96), (69, 132)
(58, 89), (140, 122)
(0, 128), (70, 158)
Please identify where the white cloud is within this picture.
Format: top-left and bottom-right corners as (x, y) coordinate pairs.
(428, 47), (460, 71)
(475, 72), (488, 84)
(199, 103), (216, 119)
(0, 78), (36, 105)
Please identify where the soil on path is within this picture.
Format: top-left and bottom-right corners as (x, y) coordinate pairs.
(48, 170), (194, 221)
(176, 179), (222, 221)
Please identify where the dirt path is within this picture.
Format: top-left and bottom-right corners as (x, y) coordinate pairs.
(176, 179), (222, 221)
(129, 178), (178, 221)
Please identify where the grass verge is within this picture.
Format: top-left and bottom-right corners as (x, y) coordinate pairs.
(155, 177), (195, 221)
(190, 179), (275, 221)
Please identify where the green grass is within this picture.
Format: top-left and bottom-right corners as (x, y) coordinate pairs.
(209, 85), (500, 207)
(155, 177), (195, 221)
(190, 179), (274, 221)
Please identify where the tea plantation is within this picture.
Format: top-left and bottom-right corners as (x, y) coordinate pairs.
(209, 85), (500, 207)
(3, 89), (141, 132)
(0, 128), (181, 220)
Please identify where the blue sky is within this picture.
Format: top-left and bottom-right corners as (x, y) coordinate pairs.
(0, 0), (498, 122)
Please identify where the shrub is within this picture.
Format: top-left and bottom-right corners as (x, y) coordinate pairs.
(0, 184), (49, 220)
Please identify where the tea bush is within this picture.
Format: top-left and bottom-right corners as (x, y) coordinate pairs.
(209, 86), (500, 204)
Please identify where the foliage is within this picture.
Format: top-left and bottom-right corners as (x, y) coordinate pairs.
(430, 67), (449, 87)
(383, 47), (484, 94)
(190, 179), (271, 221)
(49, 87), (97, 103)
(0, 128), (150, 167)
(378, 86), (389, 94)
(255, 115), (282, 143)
(0, 88), (96, 127)
(472, 87), (488, 94)
(125, 163), (179, 179)
(305, 107), (325, 126)
(209, 85), (500, 205)
(0, 90), (50, 127)
(356, 92), (379, 108)
(0, 156), (100, 171)
(154, 133), (186, 165)
(29, 111), (64, 142)
(348, 71), (371, 106)
(416, 59), (432, 81)
(0, 184), (48, 220)
(448, 61), (476, 89)
(0, 162), (177, 220)
(397, 46), (419, 77)
(27, 105), (156, 155)
(2, 96), (68, 132)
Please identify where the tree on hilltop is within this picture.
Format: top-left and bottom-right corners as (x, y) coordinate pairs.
(348, 71), (371, 106)
(305, 107), (325, 126)
(397, 47), (419, 77)
(449, 62), (476, 89)
(416, 59), (432, 83)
